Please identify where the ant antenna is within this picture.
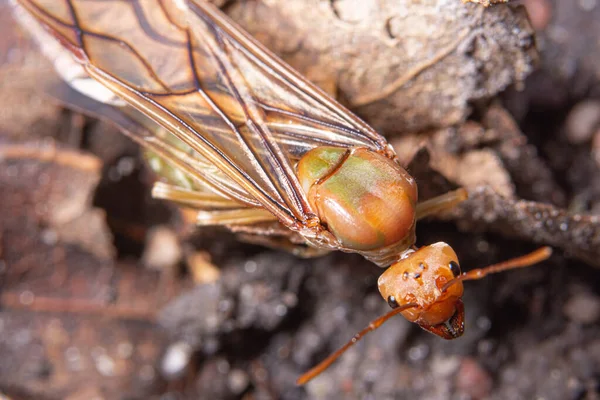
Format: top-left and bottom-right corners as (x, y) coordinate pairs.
(442, 247), (553, 293)
(296, 303), (418, 385)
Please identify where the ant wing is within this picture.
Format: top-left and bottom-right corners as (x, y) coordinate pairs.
(46, 80), (260, 207)
(14, 0), (389, 232)
(50, 81), (319, 253)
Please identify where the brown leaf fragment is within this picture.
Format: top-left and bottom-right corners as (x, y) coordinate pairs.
(456, 149), (515, 198)
(227, 0), (537, 133)
(55, 209), (115, 260)
(141, 225), (183, 272)
(0, 142), (114, 260)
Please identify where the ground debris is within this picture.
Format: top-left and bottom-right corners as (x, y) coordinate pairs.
(406, 144), (600, 267)
(463, 0), (511, 6)
(514, 0), (600, 112)
(0, 142), (114, 261)
(455, 186), (600, 266)
(0, 141), (183, 400)
(159, 253), (307, 347)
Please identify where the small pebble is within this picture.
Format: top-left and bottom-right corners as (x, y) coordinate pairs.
(94, 354), (115, 377)
(565, 100), (600, 144)
(407, 343), (429, 362)
(142, 226), (182, 271)
(227, 369), (250, 394)
(563, 292), (600, 324)
(161, 341), (193, 379)
(523, 0), (553, 30)
(456, 358), (493, 400)
(187, 251), (220, 284)
(117, 342), (134, 359)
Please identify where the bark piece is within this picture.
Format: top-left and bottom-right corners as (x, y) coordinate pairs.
(227, 0), (537, 133)
(0, 2), (61, 140)
(408, 147), (600, 267)
(393, 106), (565, 205)
(464, 0), (512, 6)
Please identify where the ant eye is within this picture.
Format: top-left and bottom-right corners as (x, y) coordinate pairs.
(449, 261), (461, 277)
(387, 295), (399, 309)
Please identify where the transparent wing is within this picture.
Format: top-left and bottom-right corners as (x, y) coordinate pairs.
(14, 0), (390, 229)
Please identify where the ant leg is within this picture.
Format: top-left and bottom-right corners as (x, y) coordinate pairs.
(196, 209), (278, 226)
(152, 182), (243, 210)
(416, 188), (468, 220)
(152, 182), (279, 225)
(236, 233), (331, 258)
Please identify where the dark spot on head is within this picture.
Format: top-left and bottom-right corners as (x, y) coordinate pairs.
(414, 272), (421, 279)
(402, 271), (409, 280)
(449, 261), (461, 277)
(419, 262), (427, 270)
(387, 295), (399, 309)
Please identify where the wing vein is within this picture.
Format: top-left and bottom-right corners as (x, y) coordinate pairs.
(192, 5), (312, 221)
(86, 65), (297, 225)
(193, 12), (310, 221)
(189, 0), (385, 146)
(27, 0), (173, 92)
(186, 26), (286, 207)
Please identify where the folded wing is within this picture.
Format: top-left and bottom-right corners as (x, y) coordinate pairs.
(14, 0), (389, 230)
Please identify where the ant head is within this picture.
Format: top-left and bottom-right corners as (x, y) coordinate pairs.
(377, 242), (465, 339)
(298, 246), (551, 384)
